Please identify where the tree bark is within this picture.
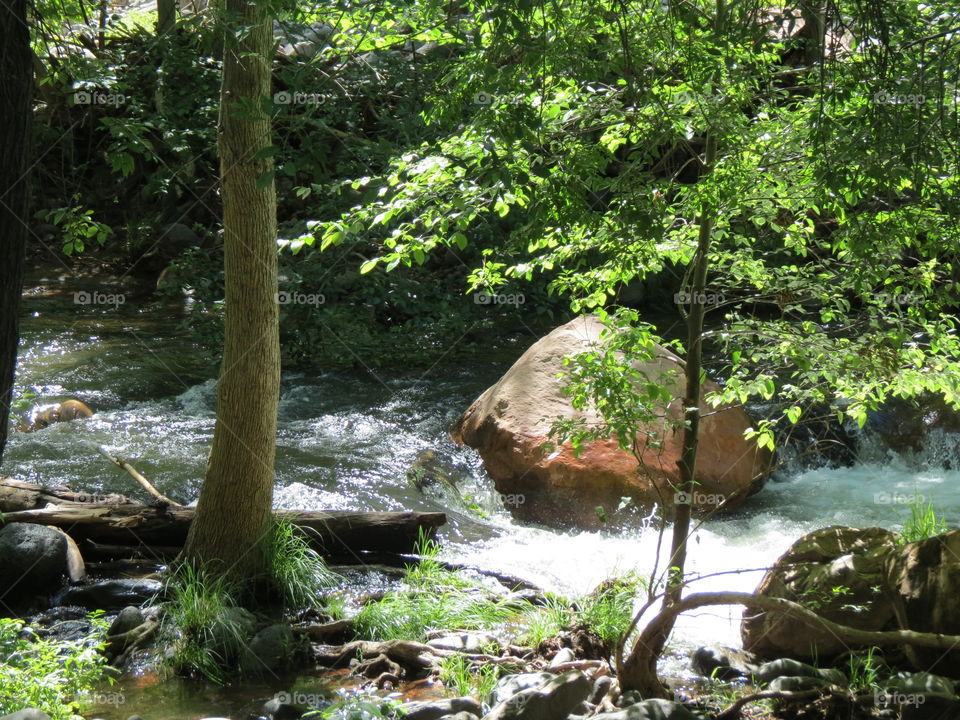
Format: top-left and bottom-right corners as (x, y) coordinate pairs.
(0, 0), (31, 465)
(182, 0), (280, 585)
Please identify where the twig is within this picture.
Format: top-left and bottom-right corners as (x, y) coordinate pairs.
(88, 443), (183, 507)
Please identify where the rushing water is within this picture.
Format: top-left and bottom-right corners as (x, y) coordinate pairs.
(6, 273), (960, 717)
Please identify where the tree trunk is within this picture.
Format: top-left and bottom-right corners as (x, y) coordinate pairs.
(157, 0), (177, 36)
(0, 0), (32, 465)
(182, 0), (279, 585)
(620, 129), (718, 696)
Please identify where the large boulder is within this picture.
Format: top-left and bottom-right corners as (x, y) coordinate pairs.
(886, 530), (960, 677)
(450, 315), (770, 528)
(0, 523), (68, 606)
(741, 526), (898, 661)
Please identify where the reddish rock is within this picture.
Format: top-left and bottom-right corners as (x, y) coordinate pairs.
(450, 316), (770, 528)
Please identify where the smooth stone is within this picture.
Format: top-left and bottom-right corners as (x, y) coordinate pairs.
(108, 606), (145, 637)
(484, 670), (591, 720)
(56, 578), (162, 610)
(690, 644), (757, 680)
(486, 672), (555, 707)
(592, 699), (697, 720)
(0, 711), (54, 720)
(240, 623), (294, 676)
(549, 647), (576, 668)
(769, 676), (829, 692)
(428, 631), (499, 653)
(398, 698), (481, 720)
(0, 523), (68, 597)
(756, 658), (845, 685)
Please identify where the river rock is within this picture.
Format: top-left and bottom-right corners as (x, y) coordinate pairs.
(755, 658), (846, 686)
(208, 607), (257, 663)
(108, 606), (145, 637)
(486, 672), (555, 707)
(0, 522), (68, 602)
(450, 315), (770, 529)
(56, 578), (162, 609)
(885, 530), (960, 677)
(741, 525), (897, 661)
(0, 710), (53, 720)
(398, 698), (481, 720)
(591, 699), (697, 720)
(241, 623), (294, 676)
(690, 644), (758, 680)
(427, 630), (499, 653)
(484, 670), (591, 720)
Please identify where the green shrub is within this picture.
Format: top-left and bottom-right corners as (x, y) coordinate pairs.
(0, 614), (112, 720)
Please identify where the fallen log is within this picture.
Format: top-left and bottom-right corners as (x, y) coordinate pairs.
(0, 477), (445, 558)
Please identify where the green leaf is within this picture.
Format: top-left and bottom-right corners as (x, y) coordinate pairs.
(359, 259), (379, 274)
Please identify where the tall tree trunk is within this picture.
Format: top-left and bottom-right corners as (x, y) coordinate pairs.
(620, 129), (718, 696)
(0, 0), (32, 464)
(182, 0), (279, 586)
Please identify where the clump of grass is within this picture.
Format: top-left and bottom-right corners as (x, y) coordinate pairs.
(162, 563), (249, 683)
(354, 533), (518, 642)
(0, 613), (112, 720)
(576, 572), (645, 647)
(520, 574), (645, 650)
(900, 498), (948, 543)
(266, 518), (340, 611)
(438, 652), (502, 699)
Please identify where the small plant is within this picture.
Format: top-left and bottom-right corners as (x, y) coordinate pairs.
(848, 646), (885, 691)
(522, 594), (572, 648)
(307, 688), (402, 719)
(0, 614), (113, 720)
(41, 195), (112, 255)
(266, 517), (340, 611)
(162, 563), (248, 683)
(438, 652), (501, 698)
(900, 498), (948, 543)
(576, 573), (645, 648)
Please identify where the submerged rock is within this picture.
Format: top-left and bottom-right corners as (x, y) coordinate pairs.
(56, 578), (162, 610)
(450, 315), (769, 529)
(240, 623), (295, 676)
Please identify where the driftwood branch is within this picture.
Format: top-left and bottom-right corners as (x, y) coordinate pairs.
(88, 443), (183, 507)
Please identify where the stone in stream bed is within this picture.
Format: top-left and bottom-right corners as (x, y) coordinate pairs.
(0, 523), (68, 603)
(397, 697), (481, 720)
(0, 710), (53, 720)
(56, 578), (162, 610)
(690, 644), (758, 680)
(485, 672), (555, 707)
(240, 623), (295, 676)
(591, 699), (698, 720)
(483, 670), (591, 720)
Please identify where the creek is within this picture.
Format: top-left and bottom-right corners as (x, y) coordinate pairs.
(5, 273), (960, 719)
